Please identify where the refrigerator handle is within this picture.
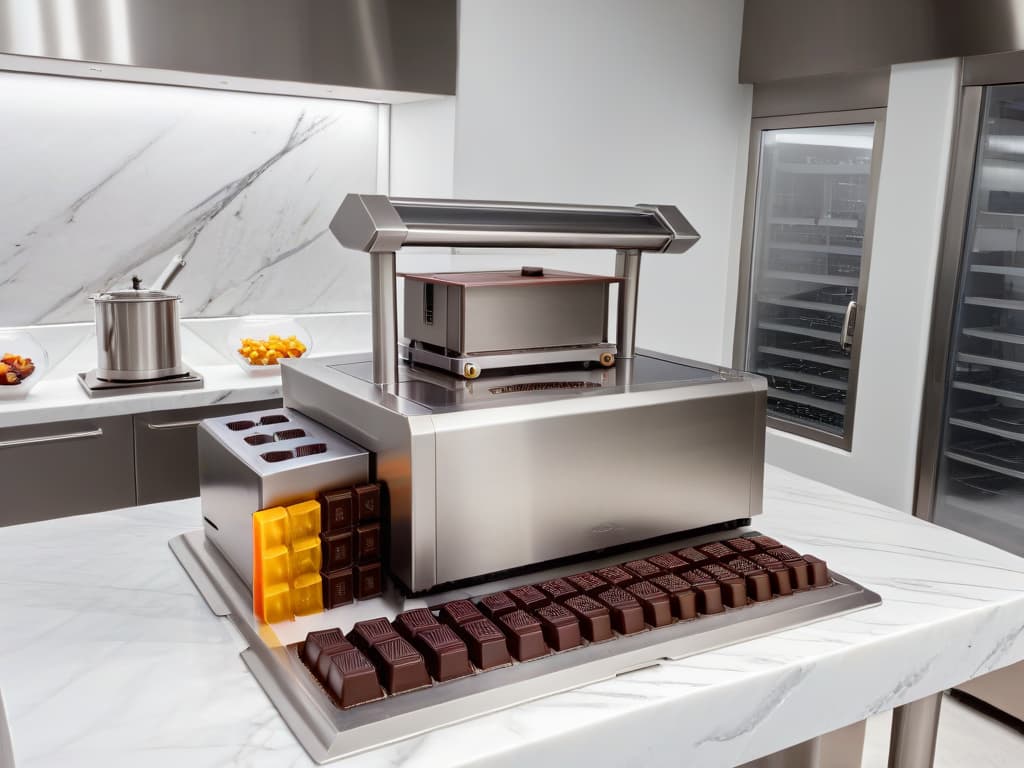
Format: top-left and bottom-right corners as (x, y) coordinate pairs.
(840, 300), (858, 351)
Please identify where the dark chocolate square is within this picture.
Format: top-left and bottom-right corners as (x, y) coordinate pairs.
(724, 557), (772, 602)
(621, 559), (663, 580)
(594, 565), (636, 588)
(353, 483), (381, 523)
(317, 489), (353, 532)
(650, 574), (697, 620)
(595, 587), (645, 635)
(439, 599), (485, 627)
(802, 554), (830, 587)
(497, 609), (549, 661)
(767, 547), (811, 590)
(393, 608), (440, 641)
(698, 542), (737, 561)
(354, 523), (381, 563)
(324, 648), (384, 708)
(316, 641), (358, 681)
(320, 530), (353, 570)
(725, 537), (759, 555)
(647, 552), (687, 574)
(348, 617), (397, 651)
(478, 592), (517, 620)
(301, 628), (348, 671)
(321, 567), (354, 609)
(748, 535), (781, 551)
(564, 595), (614, 642)
(680, 569), (724, 614)
(414, 625), (472, 682)
(750, 553), (793, 596)
(625, 581), (672, 627)
(370, 636), (431, 694)
(459, 618), (512, 670)
(534, 603), (582, 651)
(566, 572), (608, 595)
(354, 562), (382, 599)
(703, 563), (748, 608)
(507, 584), (550, 611)
(675, 547), (711, 566)
(535, 578), (579, 603)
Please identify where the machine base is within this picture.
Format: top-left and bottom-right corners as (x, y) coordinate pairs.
(170, 527), (880, 765)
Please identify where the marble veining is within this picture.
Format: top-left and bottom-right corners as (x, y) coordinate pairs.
(1, 467), (1024, 767)
(0, 71), (381, 325)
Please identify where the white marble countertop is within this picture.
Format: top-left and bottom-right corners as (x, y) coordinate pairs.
(0, 314), (369, 429)
(1, 465), (1023, 768)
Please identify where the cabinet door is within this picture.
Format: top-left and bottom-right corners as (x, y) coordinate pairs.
(134, 399), (280, 504)
(0, 415), (135, 525)
(736, 110), (885, 449)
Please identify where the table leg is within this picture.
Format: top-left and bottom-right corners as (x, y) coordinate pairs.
(737, 736), (821, 767)
(888, 693), (943, 768)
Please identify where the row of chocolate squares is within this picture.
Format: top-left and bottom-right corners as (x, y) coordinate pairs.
(299, 534), (831, 708)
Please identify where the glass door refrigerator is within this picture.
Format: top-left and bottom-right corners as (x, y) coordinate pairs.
(917, 64), (1024, 721)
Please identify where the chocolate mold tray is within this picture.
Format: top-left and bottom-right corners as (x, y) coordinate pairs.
(170, 528), (880, 764)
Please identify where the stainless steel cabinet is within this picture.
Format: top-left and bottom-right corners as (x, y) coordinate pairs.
(0, 415), (136, 524)
(134, 398), (279, 504)
(735, 110), (885, 449)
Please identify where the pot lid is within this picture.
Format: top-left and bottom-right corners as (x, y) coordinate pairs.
(91, 289), (181, 302)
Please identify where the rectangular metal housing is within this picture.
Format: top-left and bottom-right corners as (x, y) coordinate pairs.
(282, 352), (767, 593)
(198, 407), (369, 587)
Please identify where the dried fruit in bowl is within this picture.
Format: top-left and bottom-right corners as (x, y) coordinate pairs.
(238, 335), (307, 366)
(0, 354), (36, 385)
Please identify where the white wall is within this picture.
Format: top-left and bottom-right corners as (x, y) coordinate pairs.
(449, 0), (752, 364)
(765, 59), (961, 512)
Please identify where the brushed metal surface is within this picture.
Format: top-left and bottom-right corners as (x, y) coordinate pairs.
(0, 415), (136, 525)
(77, 368), (203, 397)
(198, 407), (369, 587)
(402, 342), (618, 377)
(615, 248), (641, 359)
(169, 526), (881, 764)
(0, 0), (456, 98)
(740, 0), (1024, 84)
(888, 693), (942, 768)
(370, 251), (398, 385)
(282, 351), (766, 593)
(965, 48), (1024, 85)
(913, 87), (984, 522)
(91, 291), (185, 381)
(752, 70), (890, 119)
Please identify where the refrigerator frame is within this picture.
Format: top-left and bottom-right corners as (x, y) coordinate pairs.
(734, 107), (888, 451)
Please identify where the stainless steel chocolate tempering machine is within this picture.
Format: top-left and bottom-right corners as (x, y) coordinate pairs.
(248, 195), (766, 595)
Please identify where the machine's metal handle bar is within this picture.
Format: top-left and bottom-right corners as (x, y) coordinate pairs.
(372, 251), (399, 386)
(403, 230), (669, 250)
(146, 419), (202, 431)
(840, 300), (858, 351)
(616, 249), (641, 360)
(0, 427), (104, 449)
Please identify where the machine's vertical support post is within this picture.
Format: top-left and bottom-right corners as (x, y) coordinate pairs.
(371, 251), (399, 386)
(888, 693), (942, 768)
(615, 248), (641, 359)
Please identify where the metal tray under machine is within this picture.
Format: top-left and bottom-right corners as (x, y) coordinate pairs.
(171, 195), (880, 763)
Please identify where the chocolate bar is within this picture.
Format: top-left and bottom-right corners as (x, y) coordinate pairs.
(803, 554), (830, 587)
(674, 547), (711, 567)
(353, 483), (381, 523)
(316, 641), (359, 681)
(680, 569), (724, 614)
(698, 542), (736, 561)
(354, 562), (382, 599)
(459, 618), (512, 669)
(301, 628), (348, 670)
(324, 648), (385, 708)
(564, 595), (613, 642)
(749, 553), (793, 596)
(497, 610), (549, 661)
(621, 559), (663, 580)
(535, 578), (579, 603)
(355, 523), (381, 563)
(478, 592), (517, 619)
(566, 572), (608, 596)
(440, 600), (485, 627)
(724, 557), (772, 602)
(725, 537), (759, 555)
(626, 581), (672, 627)
(594, 565), (636, 589)
(348, 617), (398, 651)
(393, 608), (440, 641)
(747, 535), (781, 551)
(414, 625), (472, 682)
(534, 603), (582, 651)
(595, 587), (645, 635)
(702, 563), (748, 608)
(318, 488), (354, 531)
(508, 584), (550, 612)
(647, 552), (687, 574)
(650, 573), (697, 620)
(321, 530), (353, 570)
(321, 567), (354, 608)
(370, 636), (431, 694)
(767, 547), (811, 590)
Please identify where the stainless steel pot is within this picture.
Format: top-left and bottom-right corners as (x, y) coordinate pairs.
(91, 283), (185, 381)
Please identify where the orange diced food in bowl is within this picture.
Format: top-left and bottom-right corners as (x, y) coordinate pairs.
(238, 335), (307, 366)
(0, 354), (36, 385)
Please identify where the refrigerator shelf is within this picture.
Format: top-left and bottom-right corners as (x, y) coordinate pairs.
(961, 326), (1024, 345)
(767, 387), (846, 414)
(958, 353), (1024, 374)
(767, 215), (860, 228)
(973, 210), (1024, 229)
(767, 241), (862, 256)
(945, 438), (1024, 481)
(963, 296), (1024, 311)
(776, 161), (872, 176)
(949, 415), (1024, 444)
(757, 296), (849, 314)
(761, 367), (848, 390)
(758, 321), (842, 343)
(766, 403), (844, 436)
(969, 264), (1024, 278)
(757, 345), (851, 368)
(760, 271), (860, 288)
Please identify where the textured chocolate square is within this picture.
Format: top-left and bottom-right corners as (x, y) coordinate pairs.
(595, 587), (645, 635)
(315, 641), (358, 681)
(415, 625), (472, 682)
(459, 618), (512, 670)
(767, 547), (811, 590)
(478, 592), (517, 619)
(535, 603), (582, 651)
(353, 483), (381, 523)
(439, 599), (485, 627)
(748, 535), (781, 551)
(750, 553), (793, 596)
(725, 537), (759, 555)
(301, 628), (348, 671)
(317, 489), (354, 532)
(594, 565), (636, 588)
(703, 563), (748, 608)
(626, 581), (672, 627)
(565, 572), (608, 595)
(674, 547), (711, 566)
(621, 559), (663, 580)
(724, 557), (772, 602)
(535, 578), (579, 603)
(697, 542), (737, 561)
(647, 552), (687, 574)
(354, 523), (381, 563)
(371, 636), (431, 694)
(650, 573), (697, 620)
(324, 648), (384, 708)
(393, 608), (440, 641)
(497, 609), (549, 661)
(347, 617), (398, 651)
(320, 530), (353, 570)
(321, 567), (354, 609)
(354, 562), (382, 599)
(507, 584), (550, 612)
(564, 595), (614, 642)
(680, 569), (724, 614)
(803, 554), (830, 587)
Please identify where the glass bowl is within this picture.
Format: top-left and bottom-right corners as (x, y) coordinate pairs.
(227, 316), (313, 375)
(0, 330), (49, 399)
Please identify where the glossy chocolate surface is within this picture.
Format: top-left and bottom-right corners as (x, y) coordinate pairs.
(534, 603), (582, 651)
(415, 625), (472, 682)
(498, 609), (549, 661)
(626, 580), (672, 627)
(317, 488), (354, 532)
(393, 608), (440, 641)
(478, 592), (517, 619)
(564, 595), (614, 642)
(595, 587), (645, 635)
(459, 618), (512, 670)
(535, 578), (579, 603)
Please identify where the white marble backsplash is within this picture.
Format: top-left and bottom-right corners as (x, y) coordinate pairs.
(0, 71), (381, 325)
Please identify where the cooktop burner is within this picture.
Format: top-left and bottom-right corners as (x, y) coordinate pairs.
(77, 369), (204, 397)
